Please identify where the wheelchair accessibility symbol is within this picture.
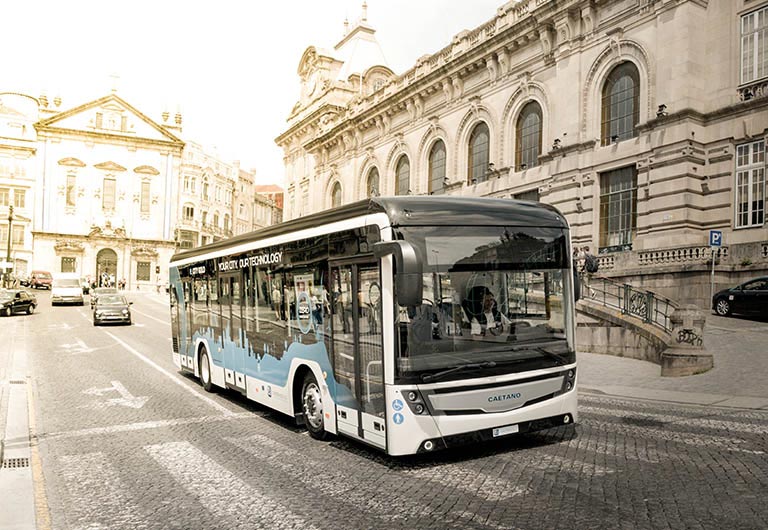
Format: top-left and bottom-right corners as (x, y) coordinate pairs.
(392, 399), (404, 411)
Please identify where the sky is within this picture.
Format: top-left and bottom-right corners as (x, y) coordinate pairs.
(2, 0), (503, 185)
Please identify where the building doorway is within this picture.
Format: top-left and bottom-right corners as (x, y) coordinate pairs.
(96, 248), (118, 287)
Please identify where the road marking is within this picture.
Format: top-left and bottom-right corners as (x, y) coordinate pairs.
(228, 434), (517, 530)
(146, 441), (319, 530)
(57, 452), (147, 529)
(580, 404), (768, 436)
(81, 380), (149, 409)
(580, 416), (765, 455)
(44, 412), (253, 440)
(101, 330), (235, 417)
(59, 338), (94, 354)
(130, 308), (169, 326)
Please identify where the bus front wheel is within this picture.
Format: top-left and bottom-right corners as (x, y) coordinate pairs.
(199, 348), (214, 392)
(301, 372), (328, 440)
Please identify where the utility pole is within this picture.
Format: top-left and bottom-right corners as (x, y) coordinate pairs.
(4, 205), (13, 288)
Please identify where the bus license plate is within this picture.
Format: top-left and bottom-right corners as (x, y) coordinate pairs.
(492, 424), (519, 437)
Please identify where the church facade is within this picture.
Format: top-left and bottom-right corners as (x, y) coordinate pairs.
(275, 0), (768, 306)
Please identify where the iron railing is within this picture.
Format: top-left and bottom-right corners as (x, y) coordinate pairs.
(581, 274), (678, 333)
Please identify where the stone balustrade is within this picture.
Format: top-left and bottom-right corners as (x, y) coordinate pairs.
(638, 246), (728, 266)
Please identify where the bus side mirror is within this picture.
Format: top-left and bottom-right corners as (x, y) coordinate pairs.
(373, 240), (423, 307)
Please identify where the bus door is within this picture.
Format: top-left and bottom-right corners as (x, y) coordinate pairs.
(330, 261), (385, 450)
(220, 271), (246, 391)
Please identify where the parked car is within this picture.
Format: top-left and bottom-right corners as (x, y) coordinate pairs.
(90, 287), (118, 309)
(29, 270), (53, 290)
(712, 276), (768, 317)
(51, 273), (85, 306)
(93, 294), (132, 326)
(0, 289), (37, 316)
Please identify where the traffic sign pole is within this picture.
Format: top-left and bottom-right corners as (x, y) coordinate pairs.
(709, 230), (723, 310)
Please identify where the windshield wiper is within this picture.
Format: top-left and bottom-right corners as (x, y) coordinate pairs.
(509, 344), (568, 366)
(421, 361), (497, 383)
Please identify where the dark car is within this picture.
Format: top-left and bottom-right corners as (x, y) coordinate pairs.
(93, 294), (132, 326)
(0, 289), (37, 316)
(712, 276), (768, 317)
(90, 287), (118, 309)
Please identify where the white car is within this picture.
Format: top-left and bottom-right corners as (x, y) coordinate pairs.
(51, 273), (85, 306)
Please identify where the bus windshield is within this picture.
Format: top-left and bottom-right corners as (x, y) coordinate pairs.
(394, 225), (575, 383)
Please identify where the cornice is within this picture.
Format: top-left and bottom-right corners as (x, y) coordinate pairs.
(35, 126), (185, 151)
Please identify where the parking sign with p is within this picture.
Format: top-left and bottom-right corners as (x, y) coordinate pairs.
(709, 230), (722, 247)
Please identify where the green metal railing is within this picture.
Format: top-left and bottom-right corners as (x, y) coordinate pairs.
(581, 274), (678, 333)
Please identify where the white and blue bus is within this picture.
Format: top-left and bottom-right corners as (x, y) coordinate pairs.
(169, 196), (578, 456)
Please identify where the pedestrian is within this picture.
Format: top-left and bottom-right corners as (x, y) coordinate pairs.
(580, 246), (598, 297)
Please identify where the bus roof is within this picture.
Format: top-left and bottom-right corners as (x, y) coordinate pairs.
(171, 196), (568, 263)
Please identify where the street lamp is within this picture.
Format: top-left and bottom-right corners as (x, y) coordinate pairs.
(4, 205), (13, 288)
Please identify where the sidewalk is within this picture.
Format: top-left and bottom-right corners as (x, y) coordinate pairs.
(577, 314), (768, 410)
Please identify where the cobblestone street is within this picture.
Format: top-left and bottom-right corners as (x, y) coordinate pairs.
(2, 292), (766, 530)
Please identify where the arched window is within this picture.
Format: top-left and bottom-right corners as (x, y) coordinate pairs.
(224, 213), (230, 232)
(366, 167), (380, 197)
(515, 101), (542, 170)
(202, 178), (209, 200)
(468, 122), (490, 184)
(429, 140), (446, 194)
(395, 155), (410, 196)
(331, 182), (342, 208)
(213, 212), (220, 228)
(601, 62), (640, 145)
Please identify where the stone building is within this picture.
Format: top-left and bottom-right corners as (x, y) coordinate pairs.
(13, 90), (280, 288)
(275, 0), (768, 307)
(32, 92), (185, 289)
(0, 93), (38, 283)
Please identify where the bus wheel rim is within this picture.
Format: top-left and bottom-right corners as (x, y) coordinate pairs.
(201, 354), (210, 383)
(303, 383), (323, 429)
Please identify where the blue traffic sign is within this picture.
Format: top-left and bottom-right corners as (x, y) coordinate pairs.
(709, 230), (722, 247)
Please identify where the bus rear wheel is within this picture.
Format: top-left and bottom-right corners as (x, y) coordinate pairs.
(301, 372), (328, 440)
(199, 347), (214, 392)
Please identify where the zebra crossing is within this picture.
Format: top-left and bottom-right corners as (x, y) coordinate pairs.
(45, 393), (768, 530)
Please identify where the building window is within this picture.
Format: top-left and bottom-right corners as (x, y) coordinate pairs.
(103, 177), (116, 210)
(12, 225), (24, 245)
(184, 176), (190, 192)
(516, 101), (542, 170)
(140, 181), (151, 214)
(429, 140), (446, 194)
(61, 257), (77, 273)
(601, 62), (640, 145)
(183, 204), (195, 221)
(224, 213), (230, 232)
(741, 6), (768, 85)
(736, 140), (766, 228)
(366, 167), (380, 197)
(331, 182), (342, 208)
(66, 175), (77, 207)
(468, 122), (490, 184)
(136, 261), (150, 281)
(202, 180), (209, 200)
(95, 112), (103, 128)
(599, 166), (638, 250)
(0, 187), (8, 207)
(395, 155), (410, 196)
(12, 189), (25, 209)
(513, 189), (540, 202)
(213, 213), (220, 228)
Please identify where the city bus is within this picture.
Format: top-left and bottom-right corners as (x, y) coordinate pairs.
(168, 196), (578, 456)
